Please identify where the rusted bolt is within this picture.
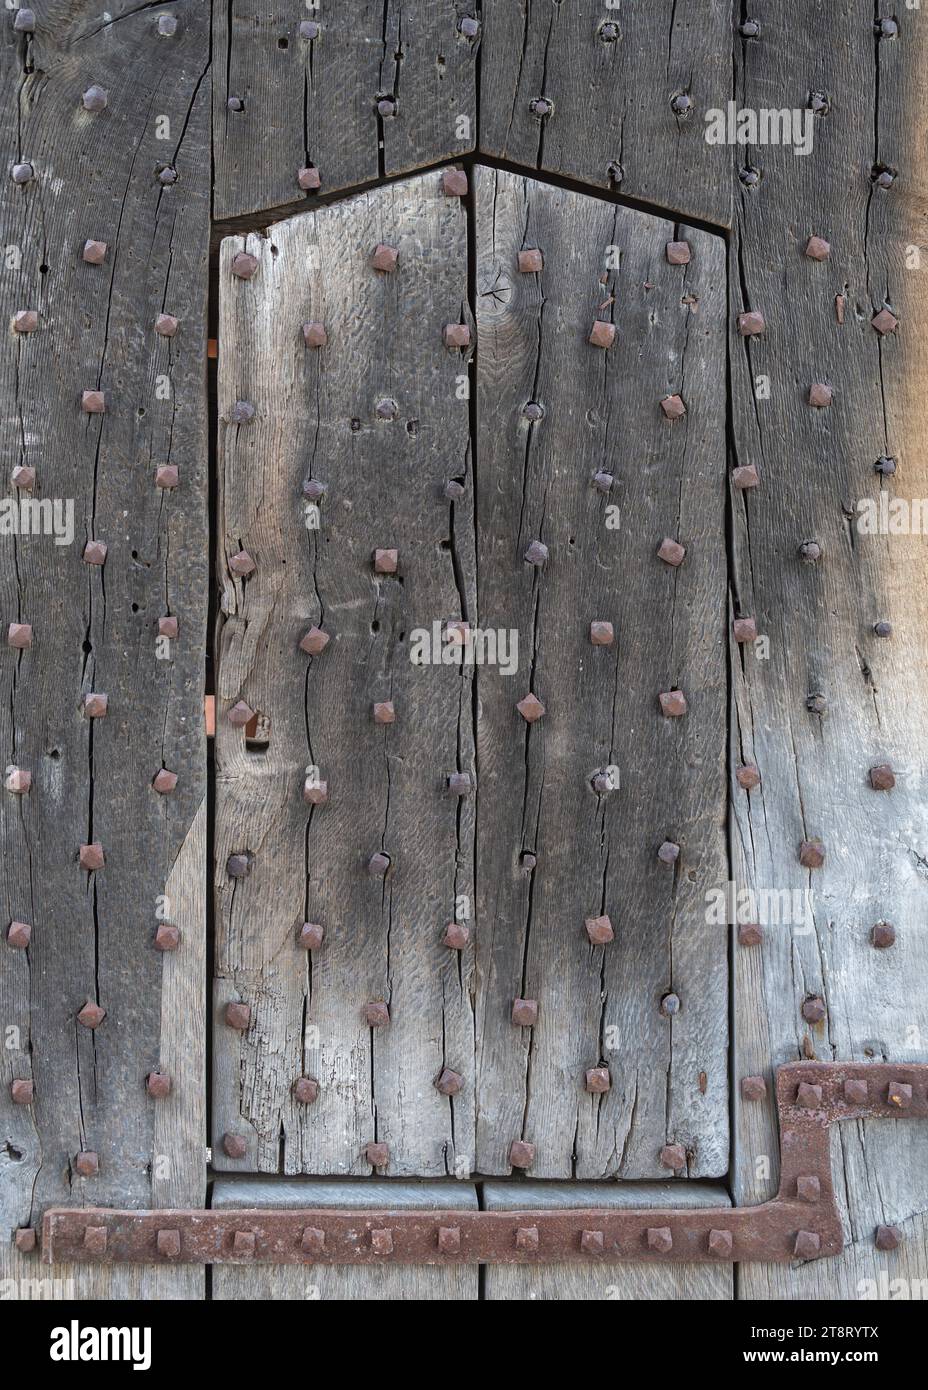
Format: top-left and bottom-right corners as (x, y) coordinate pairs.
(804, 235), (831, 260)
(83, 239), (108, 264)
(529, 97), (553, 118)
(737, 923), (763, 946)
(732, 464), (759, 488)
(738, 311), (765, 336)
(81, 390), (106, 414)
(157, 1229), (181, 1258)
(373, 547), (399, 573)
(78, 844), (105, 871)
(590, 621), (614, 646)
(736, 764), (761, 790)
(518, 249), (544, 273)
(228, 550), (256, 577)
(666, 240), (691, 265)
(225, 1001), (251, 1031)
(152, 769), (178, 795)
(226, 853), (252, 878)
(13, 309), (38, 333)
(82, 85), (108, 113)
(887, 1081), (912, 1109)
(515, 1225), (539, 1252)
(5, 767), (31, 794)
(592, 471), (614, 493)
(733, 617), (758, 643)
(13, 9), (36, 32)
(293, 1077), (319, 1105)
(869, 764), (895, 790)
(7, 920), (31, 949)
(801, 997), (826, 1025)
(299, 20), (320, 40)
(660, 394), (686, 419)
(368, 851), (391, 876)
(657, 840), (680, 865)
(873, 620), (892, 638)
(796, 1175), (821, 1203)
(741, 1075), (767, 1101)
(11, 1079), (34, 1104)
(448, 772), (471, 795)
(793, 1230), (821, 1259)
(660, 993), (680, 1016)
(146, 1071), (171, 1099)
(872, 307), (898, 335)
(363, 1002), (390, 1027)
(580, 1229), (604, 1254)
(434, 1067), (464, 1096)
(658, 689), (687, 717)
(799, 839), (826, 869)
(301, 1227), (325, 1255)
(154, 313), (178, 338)
(223, 1134), (247, 1159)
(298, 922), (324, 950)
(299, 625), (330, 656)
(303, 777), (329, 806)
(798, 540), (821, 564)
(232, 1231), (255, 1257)
(444, 323), (471, 349)
(647, 1227), (673, 1254)
(77, 1000), (105, 1028)
(442, 168), (468, 196)
(75, 1151), (99, 1177)
(155, 465), (179, 489)
(11, 162), (34, 184)
(373, 701), (395, 724)
(875, 1224), (901, 1250)
(511, 998), (538, 1026)
(508, 1140), (535, 1169)
(84, 1226), (107, 1255)
(303, 322), (327, 348)
(366, 1141), (389, 1167)
(585, 914), (614, 945)
(298, 166), (321, 191)
(660, 1143), (686, 1171)
(231, 251), (259, 279)
(437, 1226), (461, 1254)
(154, 923), (180, 952)
(516, 692), (545, 722)
(371, 243), (399, 273)
(708, 1229), (733, 1257)
(589, 320), (616, 349)
(796, 1081), (823, 1108)
(657, 538), (686, 566)
(524, 539), (548, 566)
(366, 1228), (392, 1256)
(442, 922), (469, 949)
(808, 382), (832, 408)
(871, 921), (895, 948)
(227, 700), (254, 727)
(14, 1228), (36, 1253)
(11, 465), (34, 490)
(844, 1078), (868, 1104)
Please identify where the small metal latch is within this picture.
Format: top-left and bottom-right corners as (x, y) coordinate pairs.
(41, 1062), (927, 1265)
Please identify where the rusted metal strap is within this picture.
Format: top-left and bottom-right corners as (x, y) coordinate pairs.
(41, 1062), (928, 1265)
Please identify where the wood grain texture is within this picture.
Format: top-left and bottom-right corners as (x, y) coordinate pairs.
(0, 0), (208, 1298)
(729, 1), (928, 1299)
(474, 167), (728, 1179)
(212, 1178), (478, 1300)
(483, 1181), (732, 1300)
(479, 0), (732, 229)
(212, 1), (478, 222)
(214, 172), (476, 1177)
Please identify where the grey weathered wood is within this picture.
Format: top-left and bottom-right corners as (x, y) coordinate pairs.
(212, 1178), (478, 1300)
(729, 1), (928, 1299)
(0, 0), (209, 1298)
(479, 0), (732, 229)
(474, 167), (728, 1179)
(483, 1181), (733, 1300)
(214, 173), (476, 1177)
(213, 1), (477, 222)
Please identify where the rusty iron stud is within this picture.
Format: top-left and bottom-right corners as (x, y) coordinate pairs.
(366, 1142), (389, 1167)
(666, 240), (691, 265)
(77, 1001), (106, 1028)
(585, 914), (614, 945)
(303, 777), (329, 806)
(801, 998), (826, 1025)
(228, 550), (256, 577)
(589, 320), (616, 349)
(844, 1078), (868, 1104)
(154, 923), (180, 952)
(869, 764), (895, 791)
(808, 383), (833, 408)
(155, 313), (178, 338)
(227, 700), (254, 727)
(591, 770), (615, 794)
(732, 464), (760, 489)
(157, 166), (178, 186)
(520, 851), (537, 871)
(657, 537), (686, 566)
(592, 471), (614, 493)
(708, 1229), (733, 1258)
(7, 622), (32, 649)
(83, 540), (108, 568)
(793, 1230), (821, 1260)
(14, 1228), (36, 1253)
(226, 853), (252, 878)
(737, 923), (763, 946)
(511, 998), (538, 1027)
(459, 15), (480, 38)
(875, 1224), (901, 1251)
(152, 769), (178, 795)
(78, 844), (105, 872)
(873, 620), (892, 638)
(580, 1229), (604, 1254)
(658, 690), (687, 717)
(299, 625), (330, 656)
(796, 1175), (821, 1203)
(373, 548), (398, 574)
(370, 1228), (393, 1255)
(518, 248), (544, 273)
(437, 1226), (461, 1254)
(447, 771), (471, 796)
(231, 251), (259, 279)
(871, 921), (895, 949)
(84, 1227), (107, 1255)
(75, 1151), (99, 1177)
(233, 1231), (255, 1257)
(5, 767), (31, 794)
(293, 1077), (319, 1105)
(585, 1067), (611, 1094)
(157, 1229), (181, 1258)
(377, 96), (397, 118)
(804, 235), (831, 261)
(223, 1134), (247, 1159)
(363, 1002), (390, 1027)
(82, 85), (108, 112)
(301, 1227), (325, 1255)
(888, 1081), (912, 1109)
(11, 465), (35, 489)
(799, 839), (826, 869)
(647, 1227), (673, 1254)
(656, 841), (680, 866)
(11, 1079), (34, 1104)
(298, 166), (321, 191)
(443, 323), (471, 349)
(299, 20), (320, 40)
(797, 1081), (823, 1108)
(515, 1226), (539, 1252)
(660, 1143), (686, 1171)
(590, 621), (614, 646)
(13, 9), (36, 32)
(83, 239), (108, 264)
(367, 851), (390, 877)
(7, 920), (31, 949)
(225, 1001), (251, 1031)
(660, 394), (686, 419)
(435, 1067), (464, 1097)
(524, 539), (549, 566)
(13, 309), (38, 333)
(736, 764), (761, 790)
(442, 168), (468, 196)
(81, 390), (106, 414)
(671, 93), (693, 116)
(81, 692), (108, 719)
(521, 402), (544, 422)
(146, 1071), (171, 1099)
(298, 922), (324, 950)
(371, 243), (399, 273)
(516, 692), (545, 722)
(302, 322), (327, 349)
(732, 616), (757, 642)
(798, 540), (822, 564)
(11, 162), (34, 184)
(741, 1075), (767, 1101)
(509, 1140), (535, 1170)
(442, 922), (470, 949)
(155, 465), (179, 489)
(738, 310), (766, 336)
(373, 701), (395, 724)
(872, 308), (899, 335)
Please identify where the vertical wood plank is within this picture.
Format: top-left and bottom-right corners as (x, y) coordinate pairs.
(214, 172), (476, 1178)
(730, 0), (928, 1299)
(473, 167), (728, 1180)
(0, 0), (209, 1297)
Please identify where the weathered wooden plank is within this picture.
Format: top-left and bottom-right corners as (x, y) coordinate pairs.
(214, 172), (476, 1177)
(483, 1182), (733, 1300)
(212, 1179), (478, 1300)
(0, 0), (209, 1297)
(479, 1), (732, 229)
(729, 1), (928, 1299)
(212, 1), (478, 222)
(473, 167), (728, 1179)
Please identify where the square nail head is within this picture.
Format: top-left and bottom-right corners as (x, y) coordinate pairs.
(518, 248), (544, 273)
(81, 390), (106, 414)
(666, 240), (691, 265)
(83, 540), (108, 566)
(154, 923), (181, 951)
(442, 168), (468, 197)
(79, 843), (105, 871)
(660, 394), (686, 419)
(589, 320), (616, 349)
(659, 689), (687, 717)
(373, 548), (398, 574)
(585, 914), (614, 945)
(371, 243), (399, 273)
(82, 239), (108, 264)
(657, 538), (686, 566)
